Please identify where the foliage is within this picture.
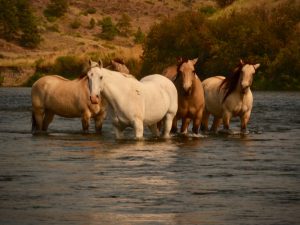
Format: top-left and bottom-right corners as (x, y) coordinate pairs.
(215, 0), (236, 8)
(141, 11), (212, 75)
(0, 0), (41, 48)
(142, 1), (300, 90)
(134, 27), (145, 44)
(70, 18), (81, 29)
(44, 0), (68, 18)
(99, 17), (118, 40)
(116, 14), (132, 37)
(88, 18), (96, 29)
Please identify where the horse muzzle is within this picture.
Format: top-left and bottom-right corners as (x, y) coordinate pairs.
(90, 95), (100, 104)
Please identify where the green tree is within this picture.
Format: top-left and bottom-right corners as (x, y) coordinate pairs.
(134, 27), (145, 44)
(141, 11), (212, 75)
(0, 0), (19, 40)
(17, 0), (41, 48)
(44, 0), (68, 18)
(0, 0), (41, 48)
(99, 17), (118, 40)
(116, 13), (132, 37)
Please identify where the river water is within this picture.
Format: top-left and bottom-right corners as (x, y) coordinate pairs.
(0, 88), (299, 225)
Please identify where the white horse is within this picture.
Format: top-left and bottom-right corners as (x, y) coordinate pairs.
(87, 60), (178, 139)
(201, 60), (260, 134)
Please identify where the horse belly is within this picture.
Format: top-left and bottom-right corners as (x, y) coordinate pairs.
(45, 95), (83, 118)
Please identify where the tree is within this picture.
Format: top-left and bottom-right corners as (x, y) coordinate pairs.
(99, 17), (118, 40)
(134, 27), (145, 44)
(116, 13), (132, 37)
(44, 0), (68, 18)
(0, 0), (41, 48)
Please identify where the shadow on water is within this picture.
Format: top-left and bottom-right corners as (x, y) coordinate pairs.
(0, 88), (300, 225)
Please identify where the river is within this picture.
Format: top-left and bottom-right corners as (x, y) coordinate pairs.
(0, 88), (299, 225)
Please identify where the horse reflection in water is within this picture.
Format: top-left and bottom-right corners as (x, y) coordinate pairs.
(201, 60), (260, 134)
(87, 60), (178, 140)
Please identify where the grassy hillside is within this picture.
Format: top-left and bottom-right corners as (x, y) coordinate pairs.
(0, 0), (296, 88)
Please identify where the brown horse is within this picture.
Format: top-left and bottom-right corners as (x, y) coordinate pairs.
(110, 58), (130, 74)
(31, 66), (106, 133)
(170, 58), (205, 134)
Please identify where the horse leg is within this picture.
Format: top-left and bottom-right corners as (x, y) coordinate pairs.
(240, 111), (251, 134)
(192, 118), (202, 135)
(180, 117), (191, 134)
(148, 124), (160, 137)
(162, 113), (175, 138)
(200, 108), (210, 133)
(42, 110), (54, 131)
(81, 111), (91, 133)
(32, 107), (44, 133)
(210, 117), (222, 134)
(171, 116), (178, 133)
(220, 112), (233, 134)
(94, 109), (106, 133)
(133, 119), (144, 140)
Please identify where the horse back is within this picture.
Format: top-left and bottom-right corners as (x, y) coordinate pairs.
(31, 75), (93, 117)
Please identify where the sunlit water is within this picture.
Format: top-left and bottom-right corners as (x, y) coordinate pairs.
(0, 88), (299, 225)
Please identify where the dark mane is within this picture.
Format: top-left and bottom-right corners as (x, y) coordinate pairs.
(220, 62), (244, 102)
(174, 58), (188, 82)
(79, 74), (87, 79)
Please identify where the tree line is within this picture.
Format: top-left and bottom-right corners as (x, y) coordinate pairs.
(141, 1), (300, 90)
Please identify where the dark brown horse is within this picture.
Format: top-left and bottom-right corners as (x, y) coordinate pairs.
(170, 58), (205, 134)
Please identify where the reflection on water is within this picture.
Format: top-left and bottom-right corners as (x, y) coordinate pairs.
(0, 88), (299, 225)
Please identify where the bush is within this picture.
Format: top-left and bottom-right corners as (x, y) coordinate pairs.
(0, 0), (41, 48)
(134, 27), (145, 44)
(44, 0), (68, 18)
(141, 11), (212, 75)
(99, 16), (118, 40)
(70, 18), (81, 29)
(116, 14), (132, 37)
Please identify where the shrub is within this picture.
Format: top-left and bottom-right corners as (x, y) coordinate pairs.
(134, 27), (145, 44)
(0, 0), (41, 48)
(88, 18), (95, 29)
(116, 14), (132, 37)
(99, 17), (118, 40)
(44, 0), (68, 18)
(70, 18), (81, 29)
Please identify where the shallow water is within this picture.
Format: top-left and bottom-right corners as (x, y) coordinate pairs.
(0, 88), (299, 225)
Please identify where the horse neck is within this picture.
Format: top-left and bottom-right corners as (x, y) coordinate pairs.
(101, 71), (132, 103)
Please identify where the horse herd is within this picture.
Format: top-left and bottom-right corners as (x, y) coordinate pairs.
(31, 58), (260, 139)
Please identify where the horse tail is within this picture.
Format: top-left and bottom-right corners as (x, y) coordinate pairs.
(31, 112), (37, 133)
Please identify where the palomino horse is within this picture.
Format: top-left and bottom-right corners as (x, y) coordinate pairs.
(201, 60), (260, 134)
(170, 58), (205, 134)
(31, 65), (106, 133)
(87, 60), (178, 139)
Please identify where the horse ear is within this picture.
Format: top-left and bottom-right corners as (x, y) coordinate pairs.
(192, 58), (198, 65)
(253, 64), (260, 70)
(98, 59), (103, 68)
(240, 59), (244, 65)
(89, 59), (92, 66)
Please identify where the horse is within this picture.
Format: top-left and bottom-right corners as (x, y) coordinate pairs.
(170, 58), (205, 134)
(110, 58), (130, 74)
(31, 66), (107, 134)
(87, 60), (178, 140)
(201, 60), (260, 134)
(162, 57), (183, 81)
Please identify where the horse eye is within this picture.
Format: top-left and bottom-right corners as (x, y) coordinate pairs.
(100, 76), (103, 80)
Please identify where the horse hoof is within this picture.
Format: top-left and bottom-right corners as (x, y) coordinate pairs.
(241, 129), (250, 135)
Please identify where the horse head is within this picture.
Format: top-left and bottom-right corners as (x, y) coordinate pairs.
(239, 60), (260, 94)
(87, 59), (104, 104)
(177, 58), (198, 95)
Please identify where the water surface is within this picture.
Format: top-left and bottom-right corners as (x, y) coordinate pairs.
(0, 88), (299, 225)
